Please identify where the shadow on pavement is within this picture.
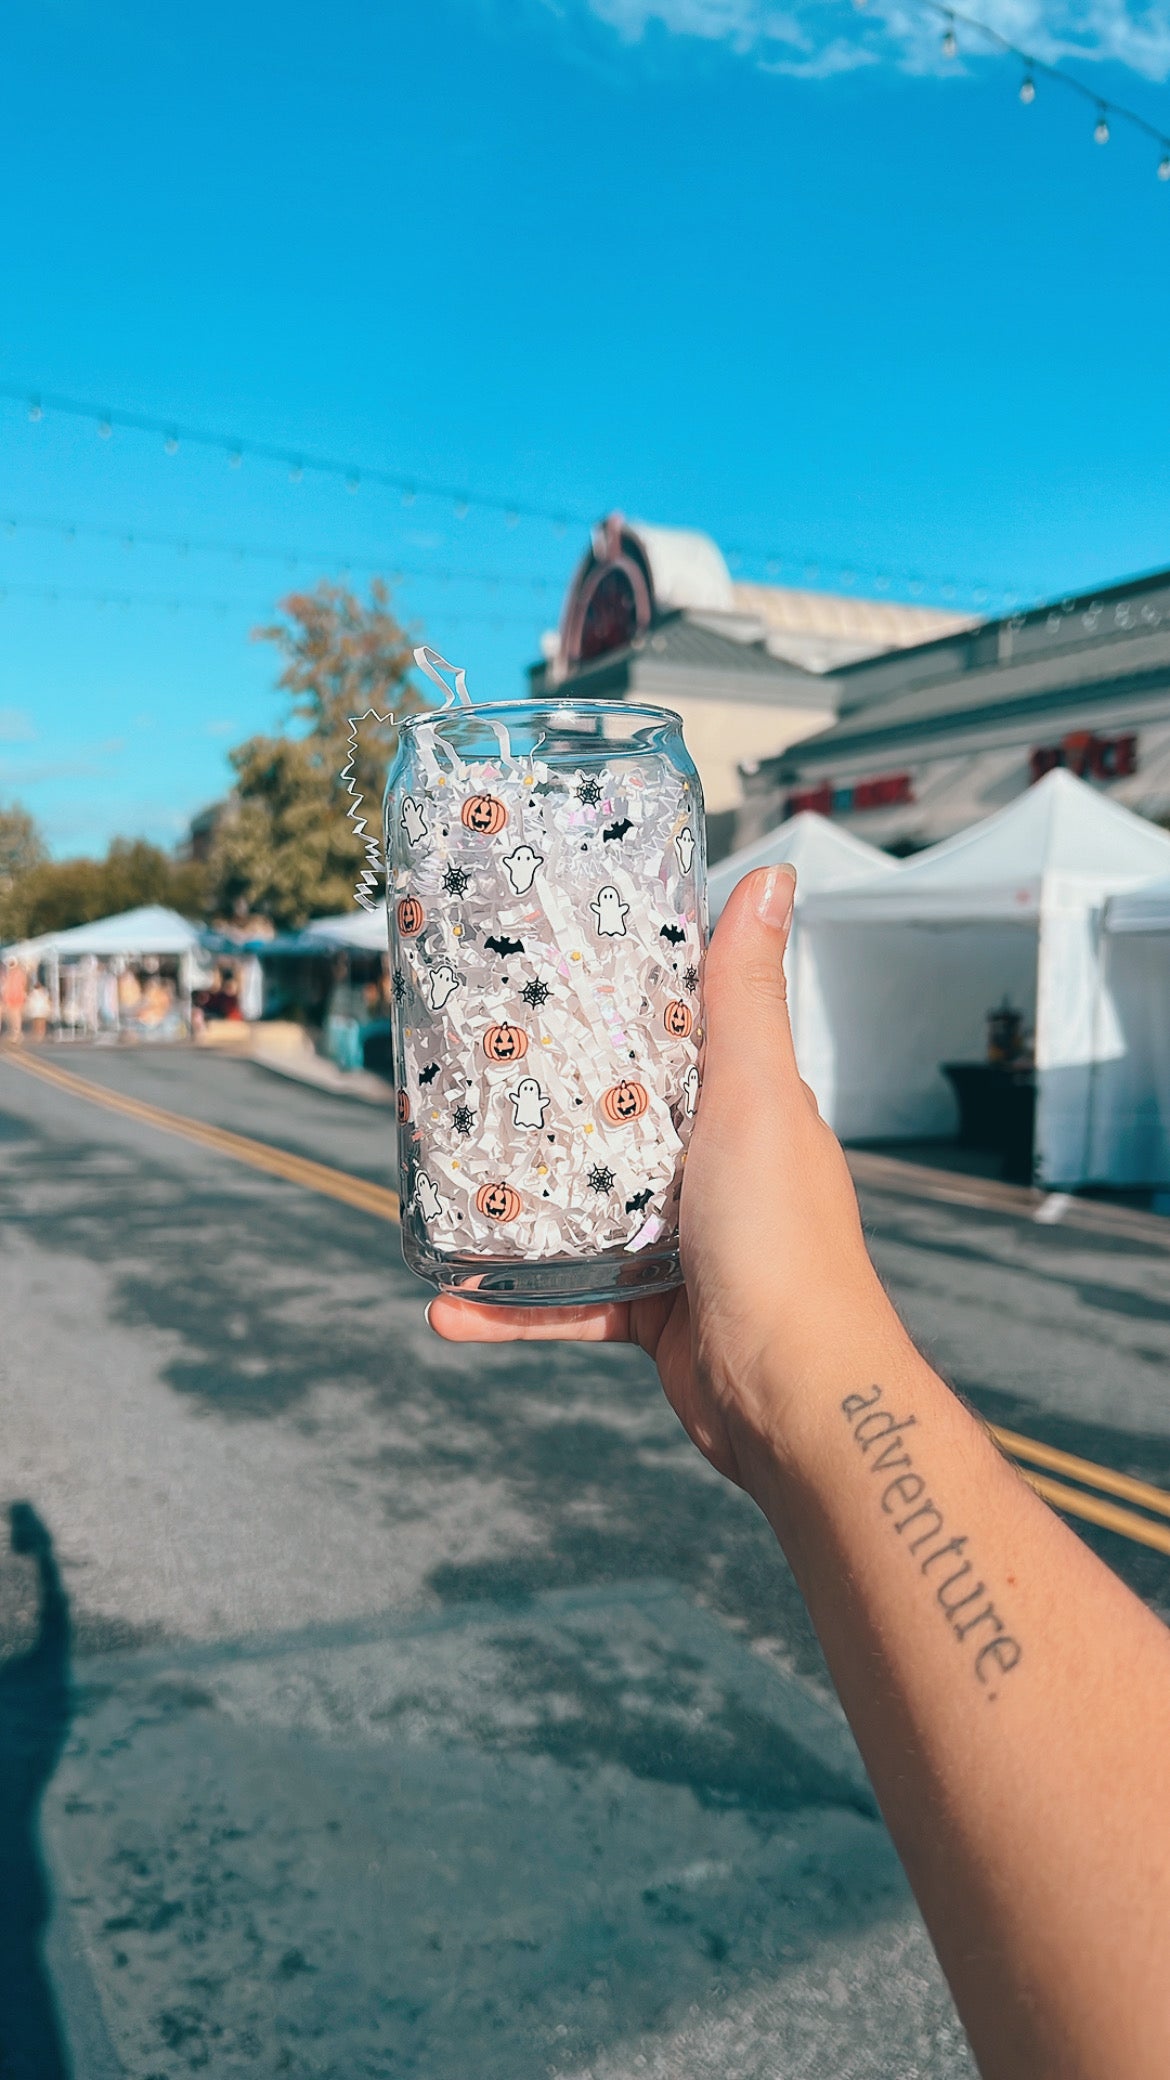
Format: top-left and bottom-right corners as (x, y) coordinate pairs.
(0, 1501), (73, 2080)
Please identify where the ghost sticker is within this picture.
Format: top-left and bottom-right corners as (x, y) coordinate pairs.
(682, 1064), (700, 1117)
(509, 1077), (549, 1130)
(415, 1172), (444, 1224)
(425, 961), (461, 1012)
(401, 796), (429, 849)
(675, 825), (695, 876)
(591, 885), (629, 938)
(502, 844), (544, 895)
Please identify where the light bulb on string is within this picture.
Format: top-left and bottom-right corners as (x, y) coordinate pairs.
(164, 431), (179, 455)
(227, 448), (242, 469)
(1019, 74), (1035, 104)
(454, 500), (469, 520)
(941, 16), (957, 58)
(1159, 154), (1170, 180)
(505, 510), (519, 528)
(97, 419), (112, 440)
(346, 473), (360, 494)
(288, 460), (303, 483)
(401, 487), (416, 506)
(1094, 107), (1110, 144)
(27, 398), (42, 422)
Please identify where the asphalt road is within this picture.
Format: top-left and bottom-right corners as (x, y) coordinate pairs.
(2, 1043), (1169, 2079)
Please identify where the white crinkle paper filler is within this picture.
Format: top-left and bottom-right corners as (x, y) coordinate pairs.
(391, 730), (704, 1262)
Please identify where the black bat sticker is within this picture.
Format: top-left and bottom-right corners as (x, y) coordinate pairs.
(485, 934), (525, 956)
(418, 1062), (440, 1086)
(625, 1188), (653, 1214)
(660, 924), (686, 946)
(603, 818), (632, 842)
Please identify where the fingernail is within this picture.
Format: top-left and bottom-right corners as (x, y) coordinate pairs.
(424, 1299), (436, 1331)
(756, 865), (796, 931)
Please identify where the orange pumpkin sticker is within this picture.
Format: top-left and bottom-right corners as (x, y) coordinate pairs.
(600, 1079), (650, 1125)
(396, 895), (425, 937)
(396, 1089), (410, 1123)
(461, 793), (508, 836)
(476, 1180), (521, 1223)
(482, 1023), (528, 1064)
(662, 1000), (693, 1040)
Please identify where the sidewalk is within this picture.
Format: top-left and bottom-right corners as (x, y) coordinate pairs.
(248, 1038), (394, 1107)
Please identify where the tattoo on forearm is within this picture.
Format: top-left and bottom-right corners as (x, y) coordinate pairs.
(842, 1385), (1022, 1699)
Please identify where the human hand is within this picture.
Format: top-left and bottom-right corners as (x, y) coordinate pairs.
(427, 868), (900, 1502)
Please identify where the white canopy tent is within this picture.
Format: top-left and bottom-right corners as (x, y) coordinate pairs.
(1087, 878), (1170, 1184)
(300, 909), (390, 952)
(706, 810), (895, 923)
(4, 904), (204, 960)
(2, 905), (205, 1038)
(795, 770), (1170, 1186)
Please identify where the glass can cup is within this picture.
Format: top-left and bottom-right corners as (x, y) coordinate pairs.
(385, 699), (707, 1305)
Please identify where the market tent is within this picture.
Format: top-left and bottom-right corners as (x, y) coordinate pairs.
(300, 909), (390, 953)
(795, 770), (1170, 1185)
(706, 810), (895, 923)
(12, 904), (204, 958)
(1087, 878), (1170, 1183)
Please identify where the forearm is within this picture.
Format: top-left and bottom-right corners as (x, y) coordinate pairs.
(742, 1312), (1170, 2080)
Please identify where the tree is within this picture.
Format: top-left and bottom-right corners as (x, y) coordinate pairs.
(0, 802), (47, 890)
(3, 838), (208, 940)
(209, 580), (425, 930)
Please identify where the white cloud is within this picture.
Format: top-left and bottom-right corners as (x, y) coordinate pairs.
(582, 0), (1170, 79)
(0, 708), (36, 744)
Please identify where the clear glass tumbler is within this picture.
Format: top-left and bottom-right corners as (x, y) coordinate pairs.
(385, 699), (706, 1304)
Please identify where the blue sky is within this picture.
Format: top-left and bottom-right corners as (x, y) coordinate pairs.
(3, 0), (1170, 856)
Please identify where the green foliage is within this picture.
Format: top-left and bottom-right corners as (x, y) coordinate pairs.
(2, 836), (208, 941)
(0, 802), (47, 891)
(209, 579), (424, 930)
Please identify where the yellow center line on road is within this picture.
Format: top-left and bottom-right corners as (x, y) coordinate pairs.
(988, 1422), (1170, 1523)
(1013, 1469), (1170, 1558)
(1, 1045), (400, 1224)
(7, 1047), (1170, 1559)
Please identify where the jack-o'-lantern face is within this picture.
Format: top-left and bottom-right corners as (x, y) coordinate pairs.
(601, 1079), (649, 1125)
(396, 895), (425, 937)
(396, 1089), (410, 1124)
(662, 1000), (693, 1040)
(461, 793), (508, 836)
(476, 1179), (521, 1223)
(482, 1022), (528, 1063)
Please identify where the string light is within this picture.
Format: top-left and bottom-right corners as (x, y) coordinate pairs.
(0, 577), (544, 624)
(8, 384), (1028, 607)
(919, 1), (1170, 178)
(97, 418), (112, 439)
(0, 503), (571, 590)
(27, 397), (42, 422)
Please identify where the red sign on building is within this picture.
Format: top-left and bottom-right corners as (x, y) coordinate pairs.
(1029, 731), (1137, 784)
(786, 772), (914, 818)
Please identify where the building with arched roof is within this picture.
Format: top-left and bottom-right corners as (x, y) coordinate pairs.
(528, 514), (972, 857)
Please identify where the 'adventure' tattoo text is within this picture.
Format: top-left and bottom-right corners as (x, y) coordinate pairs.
(842, 1385), (1022, 1699)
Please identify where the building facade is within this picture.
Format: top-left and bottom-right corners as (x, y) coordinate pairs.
(744, 564), (1170, 854)
(529, 515), (970, 858)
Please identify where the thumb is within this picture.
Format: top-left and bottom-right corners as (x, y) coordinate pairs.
(702, 866), (800, 1095)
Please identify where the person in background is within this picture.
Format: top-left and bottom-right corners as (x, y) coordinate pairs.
(25, 979), (51, 1042)
(1, 962), (27, 1042)
(430, 865), (1170, 2080)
